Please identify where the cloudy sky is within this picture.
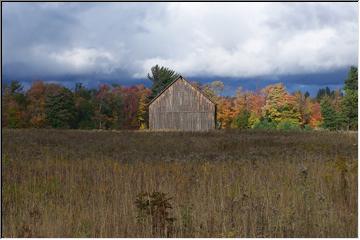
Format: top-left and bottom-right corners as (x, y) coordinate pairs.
(2, 2), (358, 95)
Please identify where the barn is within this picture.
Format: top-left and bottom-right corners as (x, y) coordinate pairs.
(149, 76), (216, 131)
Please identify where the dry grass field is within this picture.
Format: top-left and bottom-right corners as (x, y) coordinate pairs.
(2, 129), (358, 237)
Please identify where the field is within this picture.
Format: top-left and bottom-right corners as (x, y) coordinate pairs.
(2, 129), (358, 237)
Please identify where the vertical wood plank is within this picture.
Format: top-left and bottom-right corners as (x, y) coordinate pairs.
(149, 77), (215, 131)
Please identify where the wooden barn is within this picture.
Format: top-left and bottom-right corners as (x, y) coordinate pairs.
(149, 76), (216, 131)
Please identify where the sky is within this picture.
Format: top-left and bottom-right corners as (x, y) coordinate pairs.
(2, 2), (358, 96)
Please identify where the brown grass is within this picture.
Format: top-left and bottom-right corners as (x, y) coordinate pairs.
(2, 129), (358, 237)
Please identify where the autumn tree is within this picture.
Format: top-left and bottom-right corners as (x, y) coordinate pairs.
(202, 80), (224, 102)
(261, 83), (300, 127)
(247, 92), (265, 128)
(262, 83), (286, 124)
(121, 85), (149, 129)
(309, 102), (322, 128)
(294, 91), (312, 128)
(232, 88), (251, 129)
(2, 81), (28, 128)
(27, 81), (63, 128)
(199, 80), (230, 128)
(93, 84), (114, 129)
(137, 88), (151, 129)
(216, 97), (235, 129)
(233, 88), (248, 116)
(26, 81), (48, 127)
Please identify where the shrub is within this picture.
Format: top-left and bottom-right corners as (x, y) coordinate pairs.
(248, 113), (260, 128)
(232, 110), (250, 129)
(253, 118), (277, 129)
(303, 124), (313, 131)
(277, 120), (301, 131)
(135, 191), (176, 237)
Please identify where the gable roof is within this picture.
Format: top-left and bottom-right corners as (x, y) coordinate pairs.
(148, 76), (216, 106)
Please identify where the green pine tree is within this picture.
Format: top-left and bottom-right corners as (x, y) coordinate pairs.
(342, 66), (358, 130)
(320, 96), (338, 130)
(147, 65), (180, 100)
(45, 87), (76, 128)
(74, 83), (96, 129)
(232, 110), (250, 129)
(111, 93), (124, 129)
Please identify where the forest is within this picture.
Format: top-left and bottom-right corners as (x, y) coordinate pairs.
(2, 65), (358, 131)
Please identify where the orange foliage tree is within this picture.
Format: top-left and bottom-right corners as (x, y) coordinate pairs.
(216, 97), (236, 129)
(309, 102), (323, 128)
(27, 81), (47, 127)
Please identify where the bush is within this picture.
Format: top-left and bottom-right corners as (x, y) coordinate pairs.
(253, 118), (277, 129)
(232, 110), (250, 129)
(303, 124), (313, 131)
(248, 114), (260, 128)
(277, 120), (301, 131)
(135, 191), (176, 237)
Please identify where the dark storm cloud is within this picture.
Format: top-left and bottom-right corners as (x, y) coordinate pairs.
(2, 2), (358, 94)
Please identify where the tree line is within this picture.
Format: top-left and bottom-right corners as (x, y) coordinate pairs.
(2, 65), (357, 131)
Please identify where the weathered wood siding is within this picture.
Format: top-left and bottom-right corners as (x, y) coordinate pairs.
(149, 77), (215, 131)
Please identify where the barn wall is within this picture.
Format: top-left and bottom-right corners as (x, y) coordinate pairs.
(149, 78), (215, 131)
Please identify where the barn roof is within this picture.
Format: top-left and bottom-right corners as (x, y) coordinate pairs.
(148, 76), (217, 106)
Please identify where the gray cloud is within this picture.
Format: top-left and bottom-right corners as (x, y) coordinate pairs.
(2, 2), (358, 82)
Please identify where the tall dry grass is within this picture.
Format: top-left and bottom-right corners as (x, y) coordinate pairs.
(2, 129), (357, 237)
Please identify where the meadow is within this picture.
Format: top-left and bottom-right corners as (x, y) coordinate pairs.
(2, 129), (358, 237)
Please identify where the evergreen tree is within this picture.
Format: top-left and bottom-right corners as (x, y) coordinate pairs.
(316, 87), (335, 101)
(74, 83), (96, 129)
(148, 65), (180, 100)
(110, 91), (124, 129)
(45, 87), (76, 128)
(304, 91), (310, 99)
(320, 96), (338, 130)
(232, 110), (250, 129)
(344, 66), (358, 90)
(342, 66), (358, 130)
